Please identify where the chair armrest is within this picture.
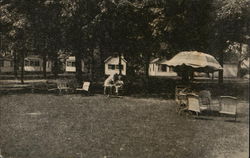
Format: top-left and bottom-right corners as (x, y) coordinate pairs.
(220, 96), (237, 100)
(186, 93), (199, 98)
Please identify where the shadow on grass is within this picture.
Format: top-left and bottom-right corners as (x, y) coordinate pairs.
(224, 120), (241, 123)
(201, 110), (221, 117)
(194, 117), (214, 121)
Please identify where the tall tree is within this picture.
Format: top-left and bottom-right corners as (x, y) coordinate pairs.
(212, 0), (250, 82)
(0, 0), (33, 83)
(60, 0), (100, 83)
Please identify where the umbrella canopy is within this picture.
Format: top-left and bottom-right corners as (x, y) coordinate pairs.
(163, 51), (222, 72)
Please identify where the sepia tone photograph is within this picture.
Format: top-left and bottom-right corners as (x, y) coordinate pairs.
(0, 0), (249, 158)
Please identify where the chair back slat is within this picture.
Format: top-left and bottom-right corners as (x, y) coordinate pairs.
(58, 82), (67, 89)
(187, 94), (201, 113)
(220, 96), (237, 115)
(82, 82), (90, 91)
(199, 90), (211, 105)
(175, 86), (190, 102)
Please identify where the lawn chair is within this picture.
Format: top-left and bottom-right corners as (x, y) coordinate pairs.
(179, 93), (208, 117)
(175, 85), (190, 103)
(187, 94), (201, 116)
(48, 81), (71, 95)
(199, 90), (212, 110)
(175, 85), (191, 113)
(76, 82), (91, 95)
(219, 96), (238, 121)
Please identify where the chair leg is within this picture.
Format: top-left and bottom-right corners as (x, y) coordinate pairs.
(196, 112), (199, 117)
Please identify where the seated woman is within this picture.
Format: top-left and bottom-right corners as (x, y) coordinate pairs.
(115, 75), (124, 95)
(104, 74), (115, 95)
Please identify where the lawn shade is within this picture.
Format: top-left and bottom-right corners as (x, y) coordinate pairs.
(164, 51), (223, 72)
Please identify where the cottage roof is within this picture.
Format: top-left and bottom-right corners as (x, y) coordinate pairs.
(241, 58), (249, 68)
(25, 55), (41, 60)
(0, 56), (13, 61)
(150, 58), (160, 63)
(66, 56), (76, 61)
(0, 53), (13, 60)
(104, 56), (127, 63)
(150, 58), (168, 64)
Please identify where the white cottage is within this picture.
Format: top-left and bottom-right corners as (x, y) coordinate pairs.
(24, 55), (52, 72)
(65, 56), (85, 73)
(213, 59), (249, 78)
(104, 56), (127, 75)
(0, 56), (14, 73)
(149, 58), (177, 77)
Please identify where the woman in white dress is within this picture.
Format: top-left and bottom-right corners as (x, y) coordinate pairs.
(104, 74), (115, 95)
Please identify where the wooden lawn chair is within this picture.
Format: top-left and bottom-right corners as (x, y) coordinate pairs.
(76, 82), (91, 95)
(175, 85), (190, 102)
(219, 96), (238, 121)
(199, 90), (212, 110)
(58, 82), (71, 94)
(179, 94), (208, 117)
(48, 81), (71, 95)
(175, 85), (190, 113)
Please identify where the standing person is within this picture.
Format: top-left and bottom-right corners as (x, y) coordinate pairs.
(115, 75), (124, 95)
(104, 74), (115, 95)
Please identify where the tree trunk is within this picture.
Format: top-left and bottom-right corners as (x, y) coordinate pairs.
(118, 52), (122, 75)
(99, 44), (105, 76)
(20, 51), (24, 84)
(237, 61), (242, 78)
(13, 50), (18, 78)
(144, 53), (151, 92)
(42, 54), (47, 78)
(237, 43), (243, 78)
(218, 52), (224, 84)
(52, 56), (58, 78)
(145, 53), (150, 78)
(75, 51), (83, 84)
(90, 49), (95, 81)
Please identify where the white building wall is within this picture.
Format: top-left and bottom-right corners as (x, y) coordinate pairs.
(24, 58), (52, 72)
(148, 63), (177, 77)
(65, 58), (84, 72)
(105, 57), (126, 75)
(0, 60), (14, 73)
(214, 64), (238, 78)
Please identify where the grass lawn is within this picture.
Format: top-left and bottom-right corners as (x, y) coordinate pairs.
(0, 94), (248, 158)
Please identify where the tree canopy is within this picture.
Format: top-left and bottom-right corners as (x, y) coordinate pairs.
(1, 0), (249, 82)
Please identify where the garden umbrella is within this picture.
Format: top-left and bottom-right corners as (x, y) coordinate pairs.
(163, 51), (222, 72)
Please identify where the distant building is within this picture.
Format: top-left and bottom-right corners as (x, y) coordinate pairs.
(213, 62), (239, 78)
(24, 55), (52, 72)
(148, 58), (177, 77)
(0, 56), (14, 73)
(65, 56), (85, 73)
(241, 57), (249, 69)
(104, 56), (127, 75)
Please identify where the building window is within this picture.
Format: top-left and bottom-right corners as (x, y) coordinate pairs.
(169, 66), (173, 72)
(26, 60), (40, 66)
(0, 60), (3, 67)
(25, 60), (29, 66)
(34, 61), (40, 66)
(67, 61), (75, 67)
(115, 65), (123, 70)
(161, 64), (167, 72)
(108, 64), (115, 70)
